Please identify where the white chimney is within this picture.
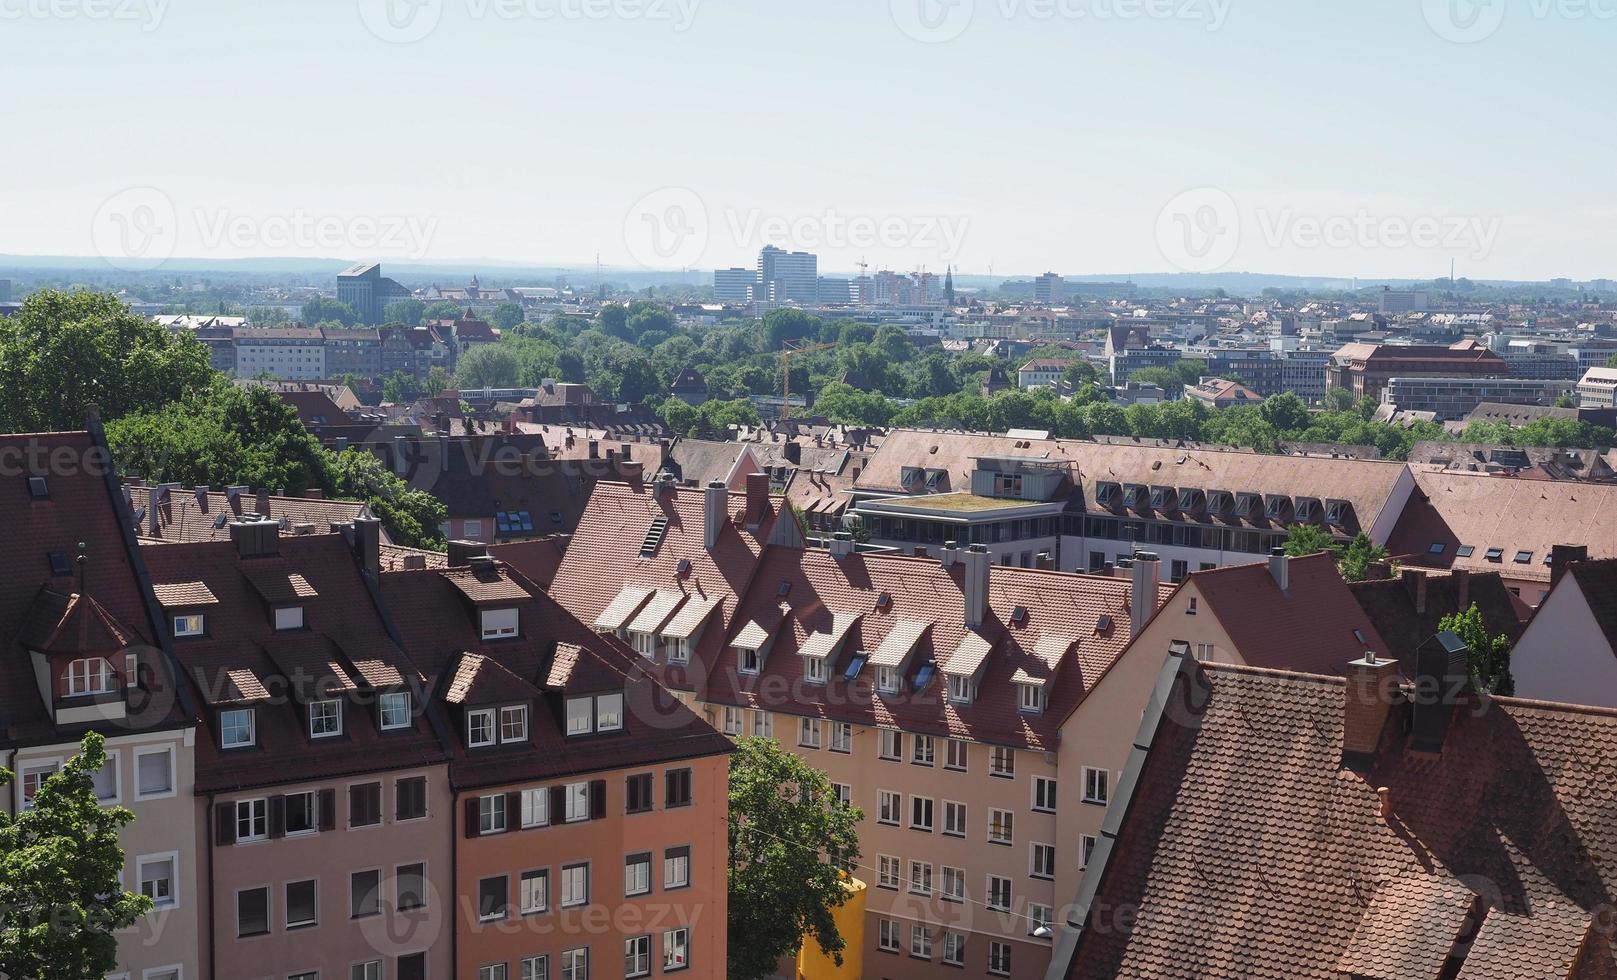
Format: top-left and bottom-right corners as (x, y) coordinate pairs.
(962, 544), (991, 628)
(1268, 547), (1290, 592)
(703, 481), (727, 551)
(829, 531), (854, 559)
(1130, 552), (1161, 636)
(939, 540), (959, 569)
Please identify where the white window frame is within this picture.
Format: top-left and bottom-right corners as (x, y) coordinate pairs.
(877, 790), (900, 826)
(947, 673), (974, 705)
(565, 698), (593, 736)
(990, 745), (1016, 777)
(878, 729), (902, 761)
(662, 927), (689, 972)
(910, 923), (933, 959)
(829, 721), (852, 753)
(802, 655), (826, 684)
(624, 854), (651, 897)
(878, 919), (901, 952)
(309, 699), (343, 739)
(220, 708), (255, 748)
(91, 748), (120, 804)
(63, 656), (115, 697)
(521, 867), (549, 914)
(907, 860), (932, 896)
(941, 865), (965, 903)
(986, 874), (1012, 912)
(137, 851), (180, 909)
(235, 797), (268, 843)
(625, 935), (651, 978)
(1032, 776), (1057, 813)
(1031, 842), (1056, 879)
(1017, 682), (1045, 714)
(468, 708), (497, 746)
(478, 793), (507, 834)
(911, 734), (935, 766)
(737, 647), (760, 675)
(560, 862), (589, 908)
(480, 607), (519, 640)
(1083, 766), (1110, 805)
(876, 665), (899, 694)
(379, 691), (412, 730)
(909, 795), (934, 832)
(596, 692), (623, 732)
(721, 706), (743, 735)
(274, 605), (304, 631)
(942, 931), (966, 966)
(134, 745), (177, 801)
(797, 717), (821, 749)
(877, 855), (900, 889)
(520, 787), (549, 828)
(988, 807), (1014, 844)
(173, 614), (205, 637)
(500, 704), (529, 743)
(989, 940), (1012, 976)
(945, 738), (968, 771)
(943, 800), (966, 837)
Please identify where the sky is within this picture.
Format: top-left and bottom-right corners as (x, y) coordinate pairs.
(0, 0), (1612, 280)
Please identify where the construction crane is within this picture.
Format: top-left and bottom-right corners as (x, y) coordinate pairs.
(781, 340), (835, 420)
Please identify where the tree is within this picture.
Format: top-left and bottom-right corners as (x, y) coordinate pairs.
(454, 344), (521, 389)
(727, 737), (862, 980)
(300, 297), (359, 326)
(383, 372), (422, 404)
(1438, 602), (1515, 695)
(1282, 523), (1340, 558)
(1322, 386), (1357, 412)
(0, 732), (152, 980)
(0, 289), (214, 433)
(384, 298), (425, 326)
(326, 449), (447, 549)
(1337, 532), (1391, 582)
(1258, 391), (1310, 433)
(422, 301), (463, 322)
(1606, 353), (1617, 369)
(489, 302), (525, 331)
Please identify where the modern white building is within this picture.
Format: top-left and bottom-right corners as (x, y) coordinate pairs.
(757, 245), (818, 304)
(1577, 366), (1617, 408)
(233, 327), (326, 380)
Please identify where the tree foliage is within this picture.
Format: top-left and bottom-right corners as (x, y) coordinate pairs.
(0, 732), (152, 980)
(727, 737), (863, 980)
(1337, 532), (1391, 582)
(1283, 523), (1340, 559)
(1438, 602), (1515, 695)
(384, 298), (425, 326)
(301, 296), (359, 326)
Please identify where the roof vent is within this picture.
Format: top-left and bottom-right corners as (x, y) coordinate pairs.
(639, 516), (670, 558)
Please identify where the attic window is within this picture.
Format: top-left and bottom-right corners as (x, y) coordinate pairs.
(1149, 487), (1170, 508)
(1456, 545), (1476, 558)
(1484, 548), (1504, 562)
(274, 606), (305, 631)
(27, 476), (48, 499)
(1353, 628), (1366, 644)
(1207, 491), (1232, 512)
(777, 582), (791, 598)
(480, 608), (518, 640)
(844, 652), (868, 680)
(914, 664), (936, 690)
(924, 470), (944, 491)
(1264, 496), (1287, 519)
(1325, 500), (1348, 524)
(1234, 493), (1258, 516)
(675, 559), (692, 576)
(1010, 606), (1027, 625)
(1095, 483), (1118, 505)
(1543, 553), (1554, 566)
(876, 593), (891, 610)
(550, 511), (563, 525)
(1513, 550), (1533, 564)
(496, 511), (535, 535)
(1177, 488), (1202, 511)
(1096, 614), (1113, 632)
(1294, 499), (1317, 521)
(48, 552), (71, 576)
(1427, 542), (1445, 555)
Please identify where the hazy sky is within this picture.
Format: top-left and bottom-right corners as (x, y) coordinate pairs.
(1, 0), (1612, 279)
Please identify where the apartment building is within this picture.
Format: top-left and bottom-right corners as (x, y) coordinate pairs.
(142, 520), (456, 980)
(235, 328), (328, 381)
(379, 551), (734, 980)
(0, 429), (201, 980)
(321, 327), (384, 378)
(1016, 359), (1077, 389)
(1326, 340), (1506, 402)
(1379, 375), (1570, 420)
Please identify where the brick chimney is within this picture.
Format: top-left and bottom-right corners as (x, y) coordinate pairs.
(1341, 652), (1401, 771)
(962, 544), (992, 628)
(1551, 544), (1589, 588)
(1402, 568), (1428, 615)
(744, 472), (770, 530)
(1130, 552), (1161, 636)
(703, 481), (727, 550)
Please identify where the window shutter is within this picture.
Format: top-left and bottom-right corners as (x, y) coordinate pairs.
(318, 788), (336, 831)
(395, 780), (407, 822)
(589, 779), (606, 820)
(464, 797), (481, 839)
(549, 786), (565, 820)
(268, 795), (286, 839)
(215, 802), (235, 845)
(506, 792), (521, 831)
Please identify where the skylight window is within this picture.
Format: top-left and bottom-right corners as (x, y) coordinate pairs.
(1456, 545), (1475, 558)
(876, 593), (891, 610)
(844, 653), (868, 681)
(27, 476), (48, 499)
(777, 581), (791, 597)
(48, 552), (71, 576)
(1514, 550), (1533, 564)
(914, 664), (936, 690)
(1010, 606), (1027, 625)
(1485, 548), (1504, 562)
(1428, 542), (1446, 555)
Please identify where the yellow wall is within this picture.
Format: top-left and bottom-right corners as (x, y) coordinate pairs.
(798, 876), (867, 980)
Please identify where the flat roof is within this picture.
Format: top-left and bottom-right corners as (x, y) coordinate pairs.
(861, 492), (1051, 514)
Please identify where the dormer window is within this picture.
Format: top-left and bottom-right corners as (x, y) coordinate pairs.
(566, 697), (593, 735)
(1264, 496), (1287, 520)
(669, 638), (690, 665)
(173, 614), (205, 637)
(220, 708), (255, 748)
(500, 705), (528, 742)
(803, 655), (827, 684)
(1017, 683), (1046, 715)
(1235, 493), (1259, 517)
(738, 647), (761, 675)
(63, 657), (114, 697)
(1208, 490), (1233, 512)
(596, 693), (623, 732)
(274, 606), (304, 631)
(468, 708), (496, 747)
(1177, 488), (1203, 511)
(1293, 498), (1317, 521)
(630, 632), (656, 659)
(480, 608), (518, 640)
(947, 674), (975, 705)
(1095, 482), (1118, 506)
(1325, 500), (1349, 524)
(876, 666), (900, 694)
(309, 699), (342, 738)
(1149, 486), (1171, 509)
(379, 691), (412, 730)
(566, 693), (624, 735)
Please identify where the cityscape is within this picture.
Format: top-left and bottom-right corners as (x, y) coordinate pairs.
(3, 3), (1617, 980)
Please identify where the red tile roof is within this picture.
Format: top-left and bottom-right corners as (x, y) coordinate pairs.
(131, 486), (371, 543)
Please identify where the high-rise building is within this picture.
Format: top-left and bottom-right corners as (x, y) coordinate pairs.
(337, 261), (412, 325)
(713, 267), (757, 303)
(1034, 271), (1066, 304)
(757, 245), (818, 303)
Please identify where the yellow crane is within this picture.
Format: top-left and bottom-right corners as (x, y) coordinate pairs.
(781, 340), (835, 420)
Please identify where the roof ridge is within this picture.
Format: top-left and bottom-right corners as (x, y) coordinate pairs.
(1201, 660), (1347, 685)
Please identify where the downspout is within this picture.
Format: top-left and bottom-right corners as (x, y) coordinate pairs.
(206, 791), (216, 980)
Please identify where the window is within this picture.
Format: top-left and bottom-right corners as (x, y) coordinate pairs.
(632, 631), (656, 658)
(565, 782), (590, 822)
(1033, 776), (1057, 813)
(989, 941), (1012, 975)
(395, 777), (427, 822)
(943, 931), (966, 966)
(798, 717), (821, 749)
(520, 787), (548, 827)
(1515, 550), (1534, 564)
(63, 657), (114, 696)
(398, 953), (427, 980)
(522, 868), (550, 914)
(1456, 545), (1476, 558)
(479, 966), (507, 980)
(221, 708), (255, 748)
(237, 885), (268, 936)
(463, 519), (482, 538)
(878, 919), (901, 952)
(945, 739), (968, 771)
(481, 607), (518, 639)
(669, 638), (690, 665)
(173, 614), (204, 636)
(738, 647), (760, 674)
(380, 692), (412, 730)
(520, 956), (547, 980)
(350, 870), (381, 918)
(1186, 596), (1199, 616)
(1018, 682), (1045, 714)
(912, 734), (935, 766)
(236, 798), (268, 842)
(1081, 834), (1098, 868)
(138, 854), (176, 908)
(397, 863), (426, 911)
(831, 782), (852, 807)
(876, 665), (899, 694)
(909, 795), (934, 831)
(274, 606), (304, 631)
(987, 875), (1012, 911)
(353, 961), (383, 980)
(350, 782), (382, 827)
(829, 721), (851, 752)
(942, 866), (965, 902)
(988, 808), (1014, 844)
(625, 853), (651, 896)
(309, 699), (343, 738)
(665, 768), (692, 808)
(125, 651), (139, 688)
(1428, 542), (1446, 555)
(663, 846), (690, 889)
(468, 708), (496, 746)
(91, 752), (118, 802)
(943, 800), (967, 836)
(1029, 902), (1054, 935)
(1083, 766), (1110, 805)
(803, 655), (826, 684)
(1195, 642), (1215, 662)
(907, 861), (932, 896)
(947, 673), (975, 705)
(285, 879), (317, 929)
(625, 936), (651, 978)
(663, 927), (689, 972)
(596, 693), (623, 732)
(500, 705), (529, 742)
(136, 747), (174, 798)
(878, 729), (902, 761)
(878, 790), (900, 825)
(561, 948), (587, 980)
(477, 875), (508, 921)
(750, 710), (772, 738)
(1485, 547), (1504, 562)
(721, 706), (742, 735)
(1032, 842), (1056, 879)
(560, 863), (588, 908)
(566, 698), (593, 735)
(877, 855), (900, 889)
(626, 773), (654, 814)
(910, 923), (933, 959)
(284, 791), (317, 834)
(990, 745), (1015, 777)
(478, 793), (507, 834)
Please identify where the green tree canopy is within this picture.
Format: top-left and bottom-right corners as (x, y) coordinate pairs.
(489, 302), (525, 331)
(1438, 602), (1515, 695)
(1337, 531), (1391, 582)
(727, 736), (863, 980)
(384, 298), (425, 326)
(0, 732), (153, 980)
(1283, 523), (1341, 559)
(454, 343), (522, 390)
(300, 296), (359, 326)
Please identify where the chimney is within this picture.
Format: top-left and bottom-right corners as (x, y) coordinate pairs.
(653, 472), (676, 500)
(912, 546), (929, 558)
(1551, 544), (1589, 588)
(226, 485), (249, 516)
(962, 544), (991, 628)
(703, 481), (727, 550)
(939, 540), (959, 569)
(1130, 552), (1161, 636)
(1036, 550), (1054, 571)
(402, 554), (427, 570)
(446, 539), (486, 568)
(1341, 652), (1401, 771)
(335, 436), (349, 452)
(1453, 568), (1471, 612)
(1402, 568), (1428, 615)
(1362, 559), (1392, 581)
(1268, 548), (1290, 593)
(194, 486), (209, 510)
(304, 488), (323, 499)
(349, 516), (381, 574)
(1411, 631), (1470, 754)
(229, 517), (279, 558)
(784, 441), (802, 465)
(620, 442), (632, 459)
(744, 472), (770, 530)
(829, 531), (854, 559)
